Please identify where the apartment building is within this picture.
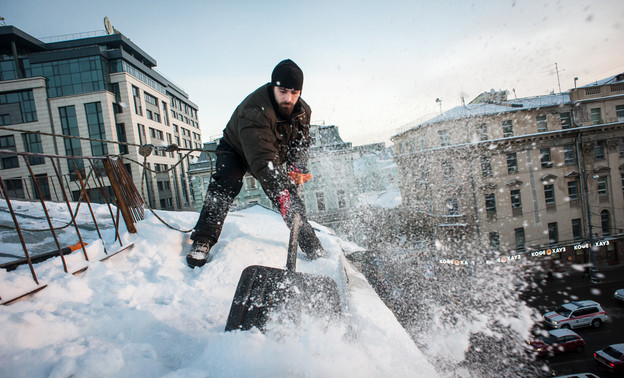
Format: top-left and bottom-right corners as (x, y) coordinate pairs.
(0, 25), (201, 210)
(391, 73), (624, 268)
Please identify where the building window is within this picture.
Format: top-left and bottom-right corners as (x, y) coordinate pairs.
(32, 174), (51, 200)
(489, 232), (500, 251)
(476, 124), (488, 141)
(3, 178), (24, 199)
(572, 218), (582, 241)
(560, 112), (572, 129)
(132, 85), (142, 116)
(0, 113), (10, 125)
(316, 192), (326, 211)
(162, 101), (170, 126)
(245, 176), (257, 190)
(481, 156), (492, 177)
(144, 91), (158, 106)
(59, 106), (84, 177)
(544, 184), (555, 205)
(540, 148), (553, 168)
(446, 198), (459, 215)
(23, 133), (44, 165)
(590, 108), (602, 125)
(601, 210), (611, 236)
(0, 135), (19, 169)
(594, 141), (605, 160)
(149, 127), (164, 140)
(507, 152), (518, 173)
(567, 180), (579, 201)
(84, 102), (108, 156)
(619, 140), (624, 158)
(485, 193), (496, 213)
(616, 105), (624, 121)
(442, 160), (454, 180)
(116, 123), (128, 154)
(439, 130), (450, 146)
(337, 190), (346, 209)
(137, 123), (146, 145)
(597, 176), (608, 196)
(564, 145), (576, 165)
(418, 137), (425, 150)
(502, 120), (513, 137)
(0, 89), (38, 124)
(537, 115), (548, 132)
(510, 189), (522, 209)
(514, 227), (525, 250)
(548, 222), (559, 244)
(29, 56), (107, 98)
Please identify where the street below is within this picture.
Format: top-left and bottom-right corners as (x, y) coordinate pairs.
(522, 264), (624, 376)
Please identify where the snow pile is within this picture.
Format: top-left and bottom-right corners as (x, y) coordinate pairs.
(0, 202), (438, 377)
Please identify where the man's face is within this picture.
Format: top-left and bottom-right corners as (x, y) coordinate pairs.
(273, 86), (301, 117)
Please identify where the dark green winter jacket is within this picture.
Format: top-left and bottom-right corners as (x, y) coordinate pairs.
(221, 83), (312, 197)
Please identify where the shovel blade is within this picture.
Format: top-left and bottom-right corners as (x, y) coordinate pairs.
(225, 265), (341, 332)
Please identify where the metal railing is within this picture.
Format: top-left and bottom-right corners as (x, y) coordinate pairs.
(0, 150), (143, 304)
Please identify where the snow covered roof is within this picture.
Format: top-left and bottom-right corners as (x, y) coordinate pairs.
(394, 92), (570, 138)
(578, 72), (624, 88)
(421, 93), (570, 126)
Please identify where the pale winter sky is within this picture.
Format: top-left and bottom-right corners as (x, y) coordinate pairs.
(3, 0), (623, 146)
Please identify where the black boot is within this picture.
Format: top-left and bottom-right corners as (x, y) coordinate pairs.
(186, 241), (212, 268)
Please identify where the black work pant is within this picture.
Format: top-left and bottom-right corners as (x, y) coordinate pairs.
(191, 141), (322, 255)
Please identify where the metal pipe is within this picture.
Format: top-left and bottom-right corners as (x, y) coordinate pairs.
(50, 158), (89, 260)
(88, 158), (123, 246)
(22, 156), (69, 273)
(0, 176), (39, 284)
(70, 158), (102, 248)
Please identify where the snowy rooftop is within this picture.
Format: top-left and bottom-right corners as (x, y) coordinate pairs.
(578, 72), (624, 88)
(420, 93), (570, 127)
(0, 201), (439, 377)
(394, 92), (570, 138)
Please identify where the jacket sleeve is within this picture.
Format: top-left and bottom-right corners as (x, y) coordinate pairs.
(286, 109), (312, 168)
(238, 106), (292, 199)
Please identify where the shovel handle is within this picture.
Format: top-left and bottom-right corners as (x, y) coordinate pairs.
(286, 183), (303, 272)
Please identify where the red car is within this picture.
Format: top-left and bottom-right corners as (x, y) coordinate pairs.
(594, 343), (624, 373)
(530, 329), (585, 357)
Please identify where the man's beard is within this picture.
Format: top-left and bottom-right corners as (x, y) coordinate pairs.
(277, 101), (295, 118)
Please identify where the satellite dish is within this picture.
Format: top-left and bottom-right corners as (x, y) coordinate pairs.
(104, 17), (113, 34)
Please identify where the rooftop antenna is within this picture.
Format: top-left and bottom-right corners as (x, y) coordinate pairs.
(574, 77), (578, 89)
(555, 63), (562, 94)
(435, 98), (442, 115)
(512, 88), (518, 99)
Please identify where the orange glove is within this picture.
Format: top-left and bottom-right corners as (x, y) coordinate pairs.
(288, 165), (312, 184)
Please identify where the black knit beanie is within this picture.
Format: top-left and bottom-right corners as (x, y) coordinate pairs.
(271, 59), (304, 91)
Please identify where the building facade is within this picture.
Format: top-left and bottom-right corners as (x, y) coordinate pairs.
(391, 74), (624, 268)
(0, 25), (201, 210)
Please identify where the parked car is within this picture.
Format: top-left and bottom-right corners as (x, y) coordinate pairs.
(594, 343), (624, 373)
(529, 329), (585, 357)
(543, 300), (608, 329)
(615, 288), (624, 302)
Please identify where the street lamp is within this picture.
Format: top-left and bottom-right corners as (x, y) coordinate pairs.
(581, 169), (600, 282)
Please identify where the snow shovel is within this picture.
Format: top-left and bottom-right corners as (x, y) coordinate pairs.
(225, 183), (341, 332)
